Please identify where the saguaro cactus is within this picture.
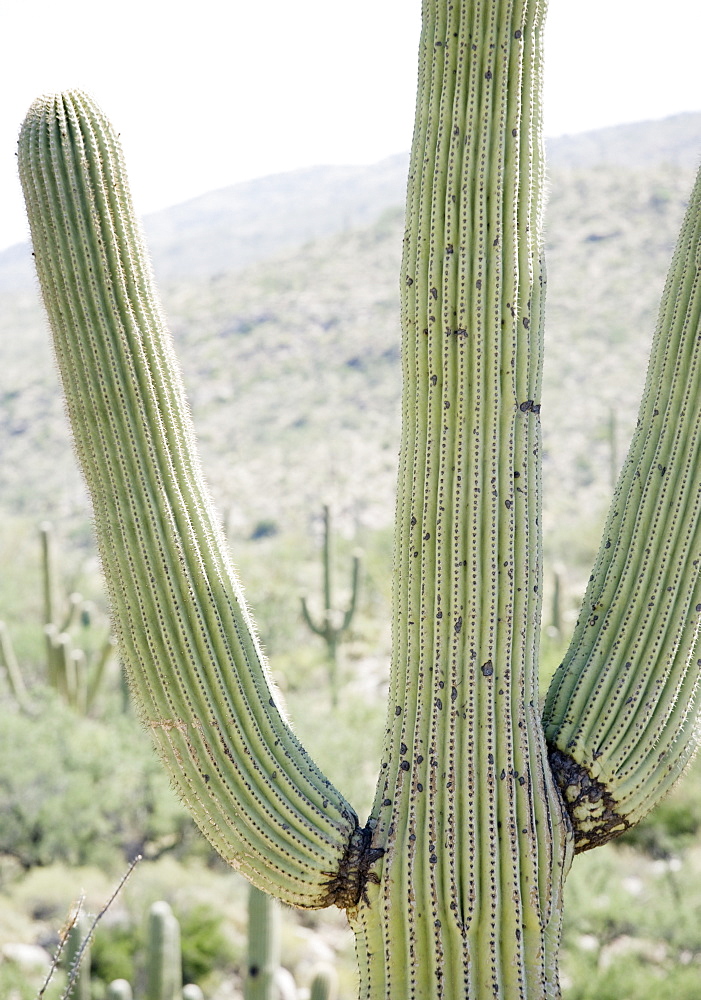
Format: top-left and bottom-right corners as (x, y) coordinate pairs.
(16, 1), (701, 997)
(300, 504), (361, 706)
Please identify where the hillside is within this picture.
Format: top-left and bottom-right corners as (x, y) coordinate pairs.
(0, 112), (700, 614)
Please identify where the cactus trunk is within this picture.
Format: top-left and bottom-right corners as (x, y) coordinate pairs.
(347, 1), (571, 995)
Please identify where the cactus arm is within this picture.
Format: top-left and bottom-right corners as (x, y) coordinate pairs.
(340, 551), (361, 632)
(18, 90), (362, 909)
(40, 521), (57, 627)
(0, 621), (30, 710)
(351, 1), (573, 996)
(543, 162), (701, 850)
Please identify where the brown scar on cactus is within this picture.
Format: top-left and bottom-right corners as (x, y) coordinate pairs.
(548, 746), (631, 852)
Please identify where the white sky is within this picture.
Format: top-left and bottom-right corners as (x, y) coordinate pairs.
(1, 0), (700, 252)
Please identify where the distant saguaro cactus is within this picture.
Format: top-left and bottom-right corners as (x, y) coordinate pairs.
(18, 1), (701, 996)
(301, 505), (360, 705)
(0, 522), (115, 713)
(146, 901), (182, 1000)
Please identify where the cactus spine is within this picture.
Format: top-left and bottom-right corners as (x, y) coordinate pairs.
(301, 505), (360, 706)
(17, 0), (701, 996)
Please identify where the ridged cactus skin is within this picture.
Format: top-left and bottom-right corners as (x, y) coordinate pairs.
(18, 89), (362, 911)
(17, 0), (701, 996)
(146, 900), (182, 1000)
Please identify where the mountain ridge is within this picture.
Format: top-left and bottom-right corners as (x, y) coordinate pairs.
(2, 111), (700, 294)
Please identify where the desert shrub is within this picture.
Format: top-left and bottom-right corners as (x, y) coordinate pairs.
(0, 692), (193, 870)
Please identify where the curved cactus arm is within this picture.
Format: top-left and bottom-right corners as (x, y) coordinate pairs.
(543, 161), (701, 851)
(18, 90), (363, 909)
(352, 1), (573, 996)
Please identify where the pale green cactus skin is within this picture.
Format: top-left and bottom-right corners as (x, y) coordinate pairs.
(244, 884), (281, 1000)
(18, 89), (362, 911)
(17, 0), (701, 996)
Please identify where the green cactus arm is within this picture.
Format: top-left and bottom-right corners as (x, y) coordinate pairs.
(39, 521), (57, 627)
(542, 160), (701, 850)
(0, 621), (30, 710)
(300, 506), (360, 642)
(340, 551), (361, 632)
(18, 90), (362, 909)
(350, 1), (573, 996)
(299, 594), (329, 640)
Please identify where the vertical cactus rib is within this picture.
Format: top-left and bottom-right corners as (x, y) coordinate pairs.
(18, 90), (360, 909)
(543, 160), (701, 851)
(352, 2), (572, 997)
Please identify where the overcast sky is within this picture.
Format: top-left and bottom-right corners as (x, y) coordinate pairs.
(2, 0), (700, 251)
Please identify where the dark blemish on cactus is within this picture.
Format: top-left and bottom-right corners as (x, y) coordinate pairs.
(406, 275), (414, 286)
(481, 661), (494, 677)
(435, 697), (443, 710)
(454, 616), (463, 634)
(605, 539), (611, 549)
(400, 742), (408, 754)
(431, 374), (438, 385)
(548, 746), (631, 852)
(395, 705), (402, 716)
(476, 279), (482, 290)
(324, 818), (384, 912)
(446, 244), (454, 254)
(400, 760), (410, 772)
(455, 328), (467, 337)
(411, 516), (417, 526)
(431, 287), (438, 300)
(515, 29), (522, 38)
(203, 773), (210, 783)
(505, 500), (512, 510)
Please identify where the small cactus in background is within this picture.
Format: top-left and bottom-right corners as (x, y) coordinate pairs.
(64, 909), (91, 1000)
(106, 981), (134, 1000)
(309, 965), (338, 1000)
(146, 900), (183, 1000)
(300, 505), (360, 706)
(0, 521), (115, 713)
(245, 883), (297, 1000)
